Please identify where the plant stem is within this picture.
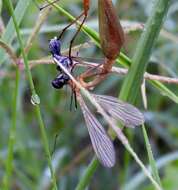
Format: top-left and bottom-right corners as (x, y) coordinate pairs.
(142, 125), (162, 186)
(2, 68), (20, 190)
(5, 1), (57, 189)
(119, 0), (170, 102)
(75, 158), (99, 190)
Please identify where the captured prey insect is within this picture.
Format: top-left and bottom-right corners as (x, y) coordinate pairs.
(49, 37), (145, 167)
(49, 37), (75, 89)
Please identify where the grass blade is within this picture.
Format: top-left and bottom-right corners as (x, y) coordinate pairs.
(142, 125), (162, 186)
(4, 1), (57, 189)
(0, 0), (32, 64)
(123, 151), (178, 190)
(2, 68), (20, 190)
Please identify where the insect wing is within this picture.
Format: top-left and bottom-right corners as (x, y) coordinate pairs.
(79, 99), (116, 168)
(73, 56), (105, 64)
(93, 94), (144, 128)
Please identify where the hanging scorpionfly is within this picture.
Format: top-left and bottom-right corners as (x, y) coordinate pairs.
(47, 0), (144, 168)
(49, 36), (144, 168)
(49, 37), (75, 89)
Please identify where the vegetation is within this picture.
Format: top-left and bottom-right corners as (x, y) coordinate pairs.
(0, 0), (178, 189)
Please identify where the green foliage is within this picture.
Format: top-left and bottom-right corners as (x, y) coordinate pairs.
(0, 0), (178, 189)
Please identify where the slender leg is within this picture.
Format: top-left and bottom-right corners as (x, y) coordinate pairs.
(70, 89), (74, 111)
(74, 91), (78, 109)
(68, 15), (87, 58)
(51, 134), (59, 155)
(67, 0), (90, 58)
(70, 87), (78, 110)
(39, 0), (60, 10)
(58, 12), (85, 40)
(80, 62), (104, 79)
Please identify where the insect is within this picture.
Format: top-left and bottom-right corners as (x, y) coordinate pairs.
(49, 37), (144, 167)
(48, 0), (144, 168)
(49, 37), (74, 89)
(49, 36), (79, 109)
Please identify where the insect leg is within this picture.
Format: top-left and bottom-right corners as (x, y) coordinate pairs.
(68, 14), (87, 59)
(39, 0), (60, 10)
(58, 12), (85, 40)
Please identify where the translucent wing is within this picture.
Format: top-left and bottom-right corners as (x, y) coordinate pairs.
(78, 96), (116, 168)
(73, 56), (105, 64)
(93, 94), (144, 128)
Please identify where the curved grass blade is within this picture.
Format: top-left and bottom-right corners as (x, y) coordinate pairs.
(78, 95), (116, 168)
(93, 94), (144, 127)
(0, 0), (32, 65)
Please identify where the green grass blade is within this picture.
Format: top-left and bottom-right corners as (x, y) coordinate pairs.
(0, 0), (32, 65)
(119, 0), (170, 102)
(149, 80), (178, 103)
(118, 0), (170, 188)
(75, 158), (99, 190)
(142, 125), (162, 186)
(123, 151), (178, 190)
(4, 1), (57, 189)
(2, 68), (20, 190)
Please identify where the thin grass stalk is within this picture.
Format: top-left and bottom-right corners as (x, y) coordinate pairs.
(119, 0), (170, 102)
(124, 151), (178, 190)
(5, 1), (57, 189)
(76, 158), (99, 190)
(25, 6), (52, 53)
(142, 125), (162, 186)
(118, 0), (170, 187)
(0, 0), (32, 65)
(2, 68), (20, 190)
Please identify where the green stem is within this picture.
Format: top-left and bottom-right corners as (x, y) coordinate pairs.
(119, 0), (170, 102)
(142, 125), (162, 186)
(75, 158), (99, 190)
(5, 1), (57, 189)
(2, 68), (20, 190)
(119, 0), (170, 187)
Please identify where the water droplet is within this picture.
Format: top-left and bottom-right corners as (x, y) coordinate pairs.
(31, 94), (40, 105)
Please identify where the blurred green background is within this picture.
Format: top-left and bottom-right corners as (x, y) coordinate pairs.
(0, 0), (178, 189)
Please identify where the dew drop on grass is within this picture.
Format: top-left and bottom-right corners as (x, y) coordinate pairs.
(31, 94), (40, 105)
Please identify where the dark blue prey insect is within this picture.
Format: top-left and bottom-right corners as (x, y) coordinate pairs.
(49, 37), (76, 89)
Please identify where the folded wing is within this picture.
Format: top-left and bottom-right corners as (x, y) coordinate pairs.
(79, 96), (116, 167)
(93, 94), (144, 128)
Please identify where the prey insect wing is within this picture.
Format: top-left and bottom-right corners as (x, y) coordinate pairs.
(93, 94), (144, 128)
(78, 95), (115, 167)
